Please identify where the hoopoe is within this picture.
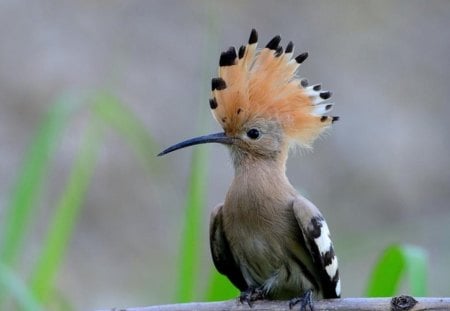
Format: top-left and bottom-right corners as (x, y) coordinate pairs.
(159, 29), (340, 310)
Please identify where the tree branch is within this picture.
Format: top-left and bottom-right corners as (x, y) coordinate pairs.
(100, 296), (450, 311)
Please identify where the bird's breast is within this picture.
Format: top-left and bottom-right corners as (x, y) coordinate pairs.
(222, 190), (300, 287)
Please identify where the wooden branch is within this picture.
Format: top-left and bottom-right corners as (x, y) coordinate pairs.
(100, 296), (450, 311)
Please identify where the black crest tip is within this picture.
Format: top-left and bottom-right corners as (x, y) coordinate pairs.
(211, 77), (227, 91)
(295, 52), (309, 64)
(274, 46), (283, 57)
(266, 35), (281, 50)
(320, 91), (332, 100)
(313, 84), (322, 91)
(238, 45), (246, 59)
(300, 78), (309, 88)
(219, 46), (237, 67)
(285, 41), (294, 54)
(209, 98), (218, 109)
(248, 29), (258, 44)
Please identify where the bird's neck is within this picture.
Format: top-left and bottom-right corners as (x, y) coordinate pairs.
(226, 148), (297, 215)
(233, 156), (286, 177)
(231, 147), (291, 188)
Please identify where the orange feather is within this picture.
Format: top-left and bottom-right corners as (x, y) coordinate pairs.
(211, 29), (337, 147)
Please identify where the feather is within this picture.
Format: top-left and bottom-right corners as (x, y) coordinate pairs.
(211, 29), (338, 147)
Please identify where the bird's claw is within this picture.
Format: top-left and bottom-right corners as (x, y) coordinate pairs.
(289, 289), (314, 311)
(239, 287), (265, 307)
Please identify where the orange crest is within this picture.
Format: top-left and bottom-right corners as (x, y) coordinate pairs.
(209, 29), (338, 147)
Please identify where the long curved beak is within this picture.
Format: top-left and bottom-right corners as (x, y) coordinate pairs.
(158, 132), (234, 156)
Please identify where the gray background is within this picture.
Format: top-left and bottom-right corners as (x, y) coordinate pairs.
(0, 1), (449, 310)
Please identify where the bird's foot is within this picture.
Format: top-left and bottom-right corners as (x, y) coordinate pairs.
(289, 289), (314, 311)
(239, 287), (265, 307)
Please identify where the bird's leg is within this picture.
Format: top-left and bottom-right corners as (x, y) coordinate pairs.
(239, 286), (265, 307)
(289, 289), (314, 311)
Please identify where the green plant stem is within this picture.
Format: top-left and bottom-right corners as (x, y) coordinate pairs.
(175, 147), (208, 302)
(30, 118), (102, 303)
(90, 92), (158, 172)
(174, 3), (219, 302)
(0, 96), (80, 267)
(0, 262), (43, 311)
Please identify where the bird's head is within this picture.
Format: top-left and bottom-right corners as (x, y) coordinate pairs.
(159, 29), (338, 165)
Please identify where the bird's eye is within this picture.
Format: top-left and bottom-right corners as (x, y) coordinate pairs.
(246, 128), (260, 140)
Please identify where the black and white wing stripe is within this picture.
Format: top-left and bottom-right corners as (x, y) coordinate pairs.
(292, 197), (341, 298)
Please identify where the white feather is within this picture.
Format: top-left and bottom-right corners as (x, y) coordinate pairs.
(313, 103), (334, 115)
(325, 256), (338, 278)
(314, 220), (331, 255)
(335, 279), (341, 296)
(305, 88), (320, 97)
(313, 96), (326, 105)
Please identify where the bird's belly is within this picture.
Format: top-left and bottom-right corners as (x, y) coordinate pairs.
(236, 232), (281, 275)
(236, 235), (283, 283)
(226, 224), (299, 294)
(223, 210), (316, 299)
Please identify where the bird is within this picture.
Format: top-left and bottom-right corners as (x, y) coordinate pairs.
(158, 29), (340, 310)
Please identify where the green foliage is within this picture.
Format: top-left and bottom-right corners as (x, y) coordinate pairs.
(91, 92), (158, 172)
(0, 263), (43, 311)
(0, 95), (81, 267)
(0, 92), (157, 310)
(173, 4), (219, 302)
(30, 118), (102, 303)
(175, 147), (209, 302)
(0, 95), (82, 308)
(205, 270), (238, 301)
(366, 244), (428, 297)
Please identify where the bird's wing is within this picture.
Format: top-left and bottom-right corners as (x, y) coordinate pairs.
(291, 196), (341, 298)
(209, 203), (247, 291)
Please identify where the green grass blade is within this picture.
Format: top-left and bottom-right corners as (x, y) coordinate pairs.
(30, 118), (102, 303)
(366, 245), (403, 296)
(366, 244), (427, 297)
(0, 262), (42, 311)
(0, 95), (81, 267)
(205, 270), (238, 301)
(402, 245), (428, 296)
(90, 92), (158, 171)
(173, 4), (219, 302)
(175, 146), (209, 302)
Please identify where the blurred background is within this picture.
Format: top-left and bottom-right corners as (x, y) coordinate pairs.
(0, 1), (449, 310)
